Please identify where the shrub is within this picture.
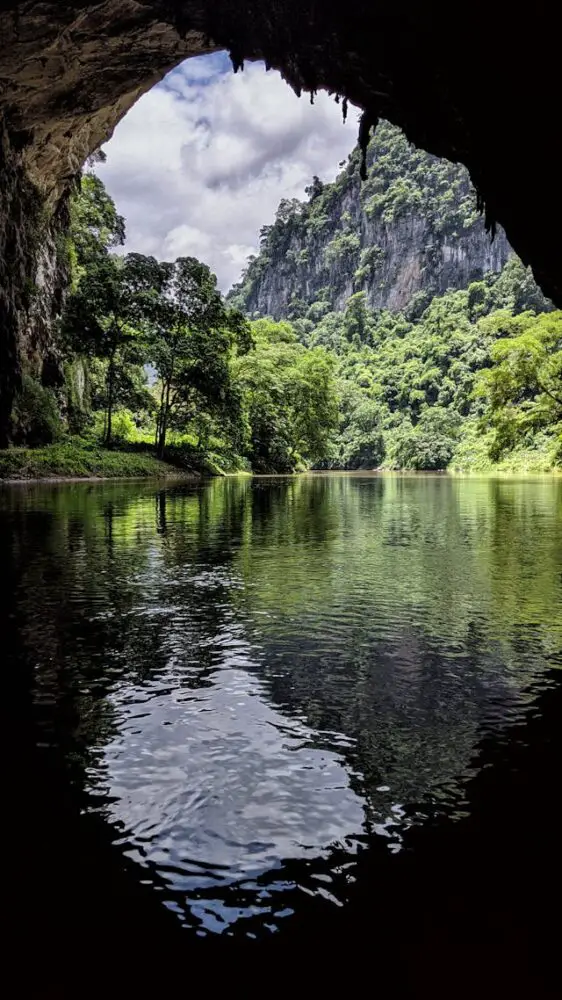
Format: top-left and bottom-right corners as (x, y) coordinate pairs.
(323, 232), (361, 267)
(11, 375), (63, 446)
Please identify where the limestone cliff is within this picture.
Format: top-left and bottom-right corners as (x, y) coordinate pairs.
(230, 123), (511, 320)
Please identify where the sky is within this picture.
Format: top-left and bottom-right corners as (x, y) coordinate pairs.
(96, 51), (358, 292)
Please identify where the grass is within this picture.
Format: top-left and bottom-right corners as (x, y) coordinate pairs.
(448, 448), (560, 475)
(0, 440), (192, 481)
(448, 422), (560, 475)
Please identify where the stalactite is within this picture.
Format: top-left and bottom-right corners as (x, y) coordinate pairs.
(358, 110), (378, 180)
(476, 190), (497, 242)
(485, 209), (497, 242)
(229, 48), (244, 73)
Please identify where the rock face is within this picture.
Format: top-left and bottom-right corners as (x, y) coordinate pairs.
(0, 119), (71, 442)
(0, 119), (68, 442)
(0, 2), (561, 439)
(232, 124), (511, 319)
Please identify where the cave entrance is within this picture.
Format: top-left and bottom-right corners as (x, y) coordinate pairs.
(1, 3), (561, 449)
(68, 49), (541, 478)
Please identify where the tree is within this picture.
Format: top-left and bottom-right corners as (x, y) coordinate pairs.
(387, 408), (461, 470)
(489, 257), (554, 315)
(69, 173), (125, 278)
(62, 174), (154, 445)
(332, 386), (385, 469)
(233, 319), (338, 472)
(305, 175), (324, 201)
(142, 256), (250, 458)
(475, 311), (562, 459)
(342, 292), (374, 345)
(63, 252), (153, 446)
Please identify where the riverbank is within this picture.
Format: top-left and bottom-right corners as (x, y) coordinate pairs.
(1, 441), (559, 483)
(0, 442), (198, 481)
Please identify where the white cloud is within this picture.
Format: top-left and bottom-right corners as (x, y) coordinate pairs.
(96, 53), (358, 292)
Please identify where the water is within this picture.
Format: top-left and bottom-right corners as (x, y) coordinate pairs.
(3, 474), (562, 977)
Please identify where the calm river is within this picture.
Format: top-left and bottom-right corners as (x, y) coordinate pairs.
(3, 473), (562, 984)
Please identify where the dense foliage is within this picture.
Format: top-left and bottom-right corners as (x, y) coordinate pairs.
(233, 319), (337, 472)
(293, 261), (560, 471)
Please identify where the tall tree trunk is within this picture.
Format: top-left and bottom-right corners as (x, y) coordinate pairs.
(157, 353), (175, 459)
(157, 379), (171, 459)
(104, 352), (115, 448)
(155, 381), (165, 451)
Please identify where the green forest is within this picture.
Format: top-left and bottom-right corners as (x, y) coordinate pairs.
(2, 142), (561, 479)
(290, 267), (561, 473)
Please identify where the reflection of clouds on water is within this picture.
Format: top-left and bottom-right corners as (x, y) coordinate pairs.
(101, 655), (366, 932)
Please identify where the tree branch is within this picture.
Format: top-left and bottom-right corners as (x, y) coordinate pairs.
(536, 378), (562, 408)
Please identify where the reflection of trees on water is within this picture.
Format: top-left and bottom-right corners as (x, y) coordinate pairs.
(225, 474), (562, 823)
(2, 480), (253, 775)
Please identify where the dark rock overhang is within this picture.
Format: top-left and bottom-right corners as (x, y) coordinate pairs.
(0, 1), (561, 301)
